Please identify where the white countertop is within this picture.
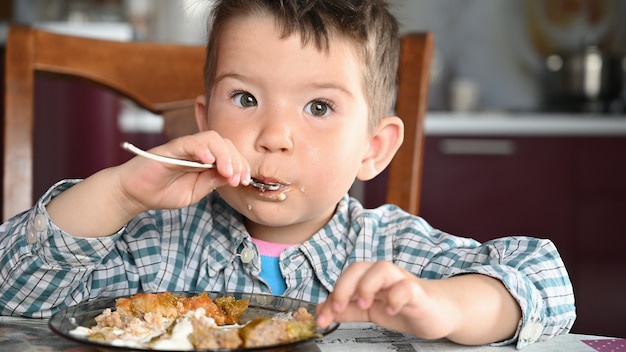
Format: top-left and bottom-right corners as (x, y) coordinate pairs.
(424, 112), (626, 137)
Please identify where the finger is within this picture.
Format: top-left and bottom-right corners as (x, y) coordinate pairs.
(198, 134), (234, 178)
(327, 262), (374, 312)
(316, 263), (373, 327)
(350, 262), (407, 309)
(221, 138), (251, 186)
(180, 132), (247, 186)
(163, 133), (217, 164)
(381, 279), (419, 315)
(316, 297), (370, 327)
(316, 301), (334, 328)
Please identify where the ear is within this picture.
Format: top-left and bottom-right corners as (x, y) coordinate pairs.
(356, 116), (404, 181)
(194, 95), (209, 131)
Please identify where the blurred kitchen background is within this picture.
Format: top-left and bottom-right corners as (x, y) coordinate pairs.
(396, 0), (626, 114)
(4, 0), (626, 113)
(1, 0), (626, 338)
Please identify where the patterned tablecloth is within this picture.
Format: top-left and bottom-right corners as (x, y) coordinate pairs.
(0, 317), (620, 352)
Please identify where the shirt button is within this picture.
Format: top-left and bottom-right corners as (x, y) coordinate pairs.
(33, 214), (48, 232)
(26, 228), (38, 244)
(240, 247), (255, 264)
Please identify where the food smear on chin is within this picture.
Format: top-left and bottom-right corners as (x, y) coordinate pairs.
(256, 188), (288, 202)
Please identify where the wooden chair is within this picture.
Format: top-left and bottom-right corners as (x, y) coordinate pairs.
(3, 24), (205, 220)
(363, 33), (434, 216)
(385, 32), (433, 215)
(2, 25), (432, 220)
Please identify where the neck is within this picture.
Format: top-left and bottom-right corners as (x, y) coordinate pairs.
(244, 211), (333, 244)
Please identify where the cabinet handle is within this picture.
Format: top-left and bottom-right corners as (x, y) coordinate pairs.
(439, 139), (515, 156)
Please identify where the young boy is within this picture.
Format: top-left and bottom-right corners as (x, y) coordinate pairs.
(0, 0), (574, 348)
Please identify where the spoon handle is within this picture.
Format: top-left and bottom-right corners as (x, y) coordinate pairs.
(121, 142), (215, 169)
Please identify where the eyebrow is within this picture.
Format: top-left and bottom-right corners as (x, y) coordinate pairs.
(307, 82), (354, 98)
(215, 71), (354, 98)
(214, 71), (246, 84)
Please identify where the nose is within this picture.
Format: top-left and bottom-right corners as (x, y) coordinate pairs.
(255, 109), (294, 154)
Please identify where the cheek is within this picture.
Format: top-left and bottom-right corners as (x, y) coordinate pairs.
(205, 109), (244, 139)
(205, 95), (234, 131)
(305, 139), (367, 190)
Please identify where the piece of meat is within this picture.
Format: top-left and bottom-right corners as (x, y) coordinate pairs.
(189, 317), (242, 349)
(240, 318), (290, 347)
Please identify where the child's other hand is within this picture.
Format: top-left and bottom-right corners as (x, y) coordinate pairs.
(118, 131), (251, 212)
(316, 261), (457, 341)
(316, 261), (520, 345)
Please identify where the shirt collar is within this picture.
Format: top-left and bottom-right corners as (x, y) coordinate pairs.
(298, 194), (354, 291)
(205, 193), (355, 290)
(205, 196), (252, 276)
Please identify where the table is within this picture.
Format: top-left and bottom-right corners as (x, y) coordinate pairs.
(0, 316), (620, 352)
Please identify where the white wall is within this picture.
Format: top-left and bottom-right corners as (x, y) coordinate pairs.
(388, 0), (540, 111)
(387, 0), (626, 112)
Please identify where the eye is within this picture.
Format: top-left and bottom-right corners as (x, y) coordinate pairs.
(231, 91), (257, 108)
(305, 99), (333, 118)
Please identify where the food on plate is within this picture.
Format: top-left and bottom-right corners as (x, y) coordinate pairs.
(239, 308), (316, 348)
(69, 292), (319, 350)
(113, 292), (248, 325)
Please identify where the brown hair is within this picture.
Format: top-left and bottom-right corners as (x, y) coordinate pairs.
(204, 0), (399, 130)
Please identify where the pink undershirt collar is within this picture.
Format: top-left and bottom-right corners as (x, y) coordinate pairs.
(251, 237), (296, 257)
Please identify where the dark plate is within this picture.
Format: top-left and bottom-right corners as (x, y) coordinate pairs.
(48, 291), (338, 352)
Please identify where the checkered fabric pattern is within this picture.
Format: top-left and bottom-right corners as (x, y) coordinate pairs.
(0, 180), (575, 348)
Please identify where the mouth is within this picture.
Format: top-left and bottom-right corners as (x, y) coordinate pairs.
(249, 177), (282, 191)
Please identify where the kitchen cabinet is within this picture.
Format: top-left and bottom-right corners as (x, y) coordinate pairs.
(33, 76), (167, 202)
(364, 132), (626, 338)
(569, 138), (626, 337)
(419, 137), (574, 249)
(419, 136), (626, 338)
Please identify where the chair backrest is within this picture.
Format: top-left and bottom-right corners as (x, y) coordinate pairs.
(385, 32), (433, 215)
(3, 26), (432, 220)
(3, 24), (205, 220)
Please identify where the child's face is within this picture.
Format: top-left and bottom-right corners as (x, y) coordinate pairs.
(200, 15), (374, 242)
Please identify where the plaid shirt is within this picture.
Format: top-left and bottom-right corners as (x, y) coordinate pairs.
(0, 180), (575, 348)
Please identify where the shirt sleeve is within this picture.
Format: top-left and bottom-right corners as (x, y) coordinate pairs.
(460, 237), (575, 349)
(0, 180), (123, 318)
(393, 220), (576, 349)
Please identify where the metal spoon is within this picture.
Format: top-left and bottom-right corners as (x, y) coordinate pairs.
(121, 142), (280, 191)
(121, 142), (215, 168)
(249, 179), (281, 191)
